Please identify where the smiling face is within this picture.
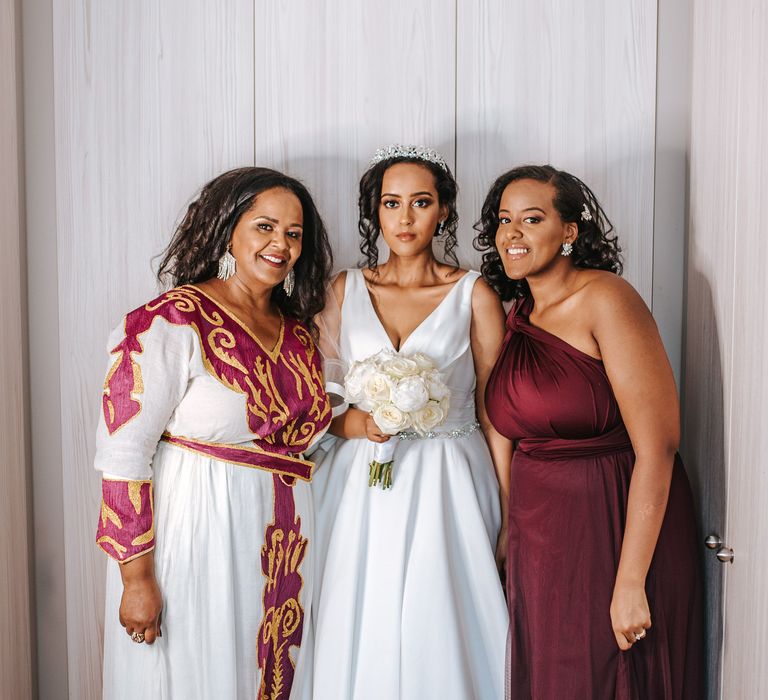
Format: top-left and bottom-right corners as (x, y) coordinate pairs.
(494, 178), (578, 280)
(378, 162), (447, 257)
(228, 187), (303, 290)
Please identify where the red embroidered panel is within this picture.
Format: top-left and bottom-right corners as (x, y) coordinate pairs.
(102, 285), (331, 456)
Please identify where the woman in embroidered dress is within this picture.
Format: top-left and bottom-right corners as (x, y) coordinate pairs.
(477, 165), (703, 698)
(95, 167), (333, 700)
(309, 146), (509, 699)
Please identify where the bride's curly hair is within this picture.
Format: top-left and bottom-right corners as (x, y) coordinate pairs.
(157, 167), (333, 337)
(358, 157), (459, 270)
(473, 164), (622, 301)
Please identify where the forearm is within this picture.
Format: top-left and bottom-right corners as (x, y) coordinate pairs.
(615, 451), (675, 586)
(119, 549), (157, 587)
(482, 422), (512, 524)
(329, 407), (367, 439)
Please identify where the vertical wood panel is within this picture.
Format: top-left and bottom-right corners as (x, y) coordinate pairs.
(53, 1), (254, 695)
(23, 0), (69, 691)
(719, 2), (768, 697)
(0, 0), (34, 697)
(683, 2), (745, 697)
(254, 0), (456, 270)
(456, 0), (657, 298)
(652, 0), (692, 385)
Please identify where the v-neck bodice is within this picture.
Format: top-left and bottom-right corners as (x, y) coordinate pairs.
(341, 268), (480, 429)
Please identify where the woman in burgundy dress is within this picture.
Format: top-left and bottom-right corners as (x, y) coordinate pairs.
(475, 165), (703, 698)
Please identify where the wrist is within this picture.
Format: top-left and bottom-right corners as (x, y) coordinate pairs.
(613, 572), (646, 590)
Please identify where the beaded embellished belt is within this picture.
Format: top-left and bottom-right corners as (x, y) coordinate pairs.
(398, 421), (481, 441)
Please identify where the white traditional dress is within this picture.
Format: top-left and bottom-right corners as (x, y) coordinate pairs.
(309, 269), (507, 699)
(95, 285), (331, 700)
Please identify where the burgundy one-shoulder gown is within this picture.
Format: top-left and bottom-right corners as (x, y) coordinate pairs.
(486, 297), (703, 699)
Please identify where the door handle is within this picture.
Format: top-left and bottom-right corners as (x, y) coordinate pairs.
(705, 534), (722, 549)
(716, 547), (734, 563)
(705, 534), (734, 563)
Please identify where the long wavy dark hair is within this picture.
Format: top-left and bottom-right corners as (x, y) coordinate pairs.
(157, 167), (333, 336)
(473, 164), (622, 300)
(358, 156), (459, 269)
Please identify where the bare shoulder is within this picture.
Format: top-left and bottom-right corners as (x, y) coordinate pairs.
(575, 271), (656, 340)
(330, 269), (348, 306)
(471, 275), (503, 310)
(578, 271), (649, 317)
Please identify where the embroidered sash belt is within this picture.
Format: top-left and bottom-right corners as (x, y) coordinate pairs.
(160, 433), (314, 481)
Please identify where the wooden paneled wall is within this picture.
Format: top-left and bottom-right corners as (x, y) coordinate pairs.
(0, 0), (34, 697)
(683, 1), (768, 698)
(51, 2), (254, 696)
(34, 1), (668, 695)
(456, 0), (657, 297)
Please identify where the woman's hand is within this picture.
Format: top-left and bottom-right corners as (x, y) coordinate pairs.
(364, 413), (391, 443)
(330, 407), (391, 442)
(118, 554), (163, 644)
(610, 580), (651, 651)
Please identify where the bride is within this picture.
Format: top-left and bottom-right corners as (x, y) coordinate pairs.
(309, 145), (509, 699)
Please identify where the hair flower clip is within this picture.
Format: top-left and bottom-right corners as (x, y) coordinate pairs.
(580, 203), (593, 222)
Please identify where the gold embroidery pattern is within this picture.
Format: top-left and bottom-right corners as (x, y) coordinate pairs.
(96, 479), (155, 562)
(102, 286), (331, 457)
(257, 476), (307, 700)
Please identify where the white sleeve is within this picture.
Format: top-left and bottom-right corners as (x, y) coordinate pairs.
(94, 316), (195, 480)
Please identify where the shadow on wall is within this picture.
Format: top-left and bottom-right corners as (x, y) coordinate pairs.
(681, 264), (726, 700)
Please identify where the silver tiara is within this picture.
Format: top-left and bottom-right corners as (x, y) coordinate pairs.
(369, 144), (449, 172)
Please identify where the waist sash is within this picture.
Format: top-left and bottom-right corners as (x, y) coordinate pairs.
(160, 432), (313, 481)
(516, 424), (633, 461)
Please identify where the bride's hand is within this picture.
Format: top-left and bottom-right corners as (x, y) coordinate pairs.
(331, 407), (391, 441)
(365, 414), (391, 443)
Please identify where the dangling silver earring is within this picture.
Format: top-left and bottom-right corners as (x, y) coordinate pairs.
(217, 246), (236, 280)
(283, 268), (295, 296)
(437, 220), (445, 236)
(561, 242), (573, 257)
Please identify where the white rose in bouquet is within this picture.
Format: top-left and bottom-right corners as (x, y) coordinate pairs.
(410, 352), (436, 371)
(412, 400), (446, 433)
(364, 371), (395, 404)
(424, 369), (451, 402)
(384, 355), (420, 379)
(392, 376), (430, 413)
(372, 404), (412, 435)
(344, 360), (377, 404)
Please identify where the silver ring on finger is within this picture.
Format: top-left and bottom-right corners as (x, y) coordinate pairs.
(634, 630), (646, 642)
(131, 631), (145, 643)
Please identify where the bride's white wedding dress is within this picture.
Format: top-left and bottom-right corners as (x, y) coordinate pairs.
(309, 269), (507, 699)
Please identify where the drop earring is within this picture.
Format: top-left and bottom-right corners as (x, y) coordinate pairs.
(217, 246), (236, 280)
(283, 268), (295, 296)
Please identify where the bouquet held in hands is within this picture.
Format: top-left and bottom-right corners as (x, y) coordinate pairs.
(344, 349), (450, 489)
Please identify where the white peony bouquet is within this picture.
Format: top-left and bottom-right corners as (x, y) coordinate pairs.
(344, 349), (450, 489)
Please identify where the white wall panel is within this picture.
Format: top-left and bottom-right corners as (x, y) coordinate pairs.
(33, 1), (676, 695)
(52, 1), (254, 695)
(719, 2), (768, 697)
(254, 0), (456, 270)
(0, 0), (34, 696)
(683, 2), (768, 698)
(456, 0), (657, 297)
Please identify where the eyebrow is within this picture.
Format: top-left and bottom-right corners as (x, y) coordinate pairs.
(381, 191), (435, 198)
(253, 215), (303, 228)
(498, 207), (546, 214)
